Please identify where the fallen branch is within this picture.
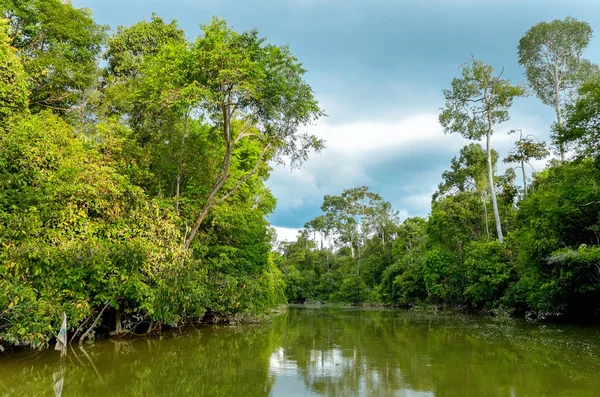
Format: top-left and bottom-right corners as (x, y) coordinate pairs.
(69, 314), (92, 344)
(79, 301), (111, 345)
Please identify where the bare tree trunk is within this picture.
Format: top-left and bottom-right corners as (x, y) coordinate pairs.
(115, 309), (123, 335)
(486, 130), (504, 243)
(521, 158), (528, 197)
(483, 84), (504, 244)
(555, 66), (566, 162)
(356, 243), (361, 275)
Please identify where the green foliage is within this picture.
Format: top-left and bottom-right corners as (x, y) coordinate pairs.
(463, 241), (512, 308)
(439, 58), (525, 141)
(434, 143), (497, 200)
(0, 111), (185, 346)
(510, 159), (600, 315)
(518, 17), (597, 108)
(560, 78), (600, 158)
(422, 248), (463, 304)
(332, 274), (370, 304)
(105, 13), (185, 78)
(1, 0), (106, 111)
(0, 11), (321, 349)
(0, 20), (28, 124)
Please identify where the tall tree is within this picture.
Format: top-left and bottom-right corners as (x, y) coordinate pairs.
(105, 13), (185, 80)
(434, 143), (498, 241)
(183, 18), (324, 249)
(439, 57), (525, 244)
(0, 19), (28, 125)
(518, 17), (598, 161)
(0, 0), (106, 112)
(321, 186), (391, 274)
(503, 129), (549, 196)
(103, 15), (186, 135)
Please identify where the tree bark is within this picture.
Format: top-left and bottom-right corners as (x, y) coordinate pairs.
(483, 85), (504, 244)
(486, 130), (504, 243)
(521, 158), (528, 197)
(356, 243), (361, 275)
(184, 108), (232, 250)
(555, 64), (566, 162)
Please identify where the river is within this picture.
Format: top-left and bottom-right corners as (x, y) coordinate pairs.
(1, 305), (599, 396)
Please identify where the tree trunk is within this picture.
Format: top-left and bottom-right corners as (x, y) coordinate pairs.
(555, 67), (566, 162)
(486, 131), (504, 243)
(114, 309), (123, 335)
(183, 114), (272, 250)
(483, 84), (504, 244)
(184, 110), (232, 250)
(356, 243), (361, 275)
(480, 192), (490, 242)
(521, 158), (528, 197)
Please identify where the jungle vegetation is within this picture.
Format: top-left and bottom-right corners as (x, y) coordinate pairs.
(276, 17), (600, 322)
(1, 1), (599, 350)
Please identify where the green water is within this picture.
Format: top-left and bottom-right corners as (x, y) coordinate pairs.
(1, 306), (600, 396)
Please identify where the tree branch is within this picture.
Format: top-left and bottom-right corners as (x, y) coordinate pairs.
(79, 301), (111, 345)
(216, 142), (272, 204)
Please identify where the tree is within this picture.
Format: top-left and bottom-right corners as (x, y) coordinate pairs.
(105, 13), (185, 79)
(439, 57), (525, 244)
(518, 17), (598, 161)
(559, 78), (600, 158)
(0, 0), (106, 112)
(321, 187), (388, 274)
(503, 129), (549, 196)
(0, 19), (28, 125)
(434, 143), (499, 240)
(103, 15), (187, 139)
(182, 18), (324, 250)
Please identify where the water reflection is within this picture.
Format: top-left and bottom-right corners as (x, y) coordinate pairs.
(272, 306), (600, 397)
(1, 306), (600, 396)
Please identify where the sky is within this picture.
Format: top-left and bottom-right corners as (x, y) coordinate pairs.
(76, 0), (600, 241)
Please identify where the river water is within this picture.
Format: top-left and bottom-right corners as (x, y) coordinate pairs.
(1, 305), (599, 396)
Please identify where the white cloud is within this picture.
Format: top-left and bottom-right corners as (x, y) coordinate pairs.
(268, 112), (465, 216)
(273, 226), (301, 242)
(268, 106), (556, 230)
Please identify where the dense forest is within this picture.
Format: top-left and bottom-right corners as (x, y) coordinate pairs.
(0, 0), (323, 349)
(1, 1), (600, 351)
(276, 18), (600, 320)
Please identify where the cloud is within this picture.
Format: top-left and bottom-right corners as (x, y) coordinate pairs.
(75, 0), (577, 238)
(273, 226), (301, 242)
(268, 98), (557, 230)
(267, 112), (465, 227)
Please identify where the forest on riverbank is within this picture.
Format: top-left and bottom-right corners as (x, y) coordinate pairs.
(0, 1), (323, 349)
(277, 18), (600, 321)
(1, 0), (600, 351)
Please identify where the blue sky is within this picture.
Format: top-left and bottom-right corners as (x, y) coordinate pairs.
(76, 0), (600, 241)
